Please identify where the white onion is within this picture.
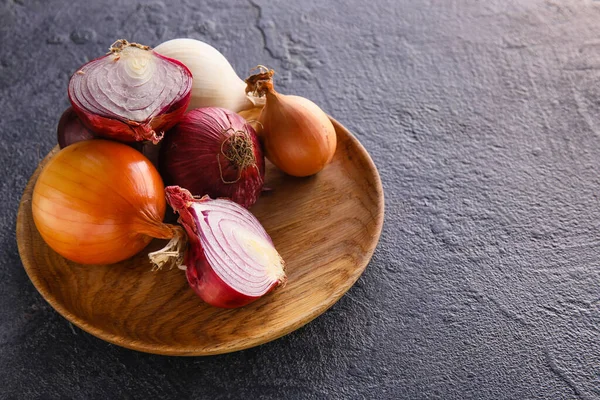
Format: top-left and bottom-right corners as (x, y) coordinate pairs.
(154, 38), (260, 112)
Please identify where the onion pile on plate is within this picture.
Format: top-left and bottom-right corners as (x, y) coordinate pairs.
(32, 37), (344, 309)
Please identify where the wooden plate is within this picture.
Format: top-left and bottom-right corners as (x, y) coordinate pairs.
(16, 118), (384, 356)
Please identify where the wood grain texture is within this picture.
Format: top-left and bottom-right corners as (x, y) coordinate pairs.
(16, 118), (384, 356)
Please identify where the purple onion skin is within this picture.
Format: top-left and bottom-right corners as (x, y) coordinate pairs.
(57, 107), (97, 149)
(161, 107), (265, 208)
(165, 186), (284, 308)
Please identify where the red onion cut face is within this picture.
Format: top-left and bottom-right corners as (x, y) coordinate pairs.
(165, 186), (286, 308)
(68, 39), (192, 144)
(161, 107), (265, 208)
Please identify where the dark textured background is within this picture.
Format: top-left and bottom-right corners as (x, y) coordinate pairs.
(2, 0), (600, 398)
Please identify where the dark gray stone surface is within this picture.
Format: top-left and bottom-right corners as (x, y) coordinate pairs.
(1, 0), (600, 398)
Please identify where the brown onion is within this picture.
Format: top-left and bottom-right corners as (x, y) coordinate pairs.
(32, 140), (181, 265)
(245, 67), (336, 177)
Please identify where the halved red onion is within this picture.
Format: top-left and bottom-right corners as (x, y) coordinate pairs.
(165, 186), (286, 308)
(161, 107), (265, 208)
(68, 39), (192, 144)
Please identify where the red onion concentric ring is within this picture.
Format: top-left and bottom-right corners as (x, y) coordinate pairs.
(165, 186), (286, 308)
(68, 40), (192, 144)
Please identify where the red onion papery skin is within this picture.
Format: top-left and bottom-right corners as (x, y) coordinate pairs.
(68, 40), (192, 144)
(161, 107), (265, 208)
(165, 186), (286, 308)
(57, 107), (97, 149)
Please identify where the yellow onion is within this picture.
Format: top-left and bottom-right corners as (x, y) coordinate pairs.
(32, 140), (180, 265)
(245, 67), (336, 177)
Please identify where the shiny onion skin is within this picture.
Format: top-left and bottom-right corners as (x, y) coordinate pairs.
(57, 107), (97, 149)
(161, 107), (265, 208)
(245, 68), (336, 177)
(68, 39), (192, 144)
(32, 140), (178, 265)
(165, 186), (286, 308)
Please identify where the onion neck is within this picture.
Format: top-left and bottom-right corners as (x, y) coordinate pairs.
(244, 67), (276, 98)
(265, 89), (279, 104)
(137, 222), (182, 240)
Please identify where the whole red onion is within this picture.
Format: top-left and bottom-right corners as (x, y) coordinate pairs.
(161, 186), (286, 308)
(68, 39), (192, 144)
(57, 107), (97, 149)
(56, 106), (161, 167)
(161, 107), (265, 208)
